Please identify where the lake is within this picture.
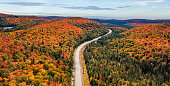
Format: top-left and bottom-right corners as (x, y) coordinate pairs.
(1, 27), (13, 29)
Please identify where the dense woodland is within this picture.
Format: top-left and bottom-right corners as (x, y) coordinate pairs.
(0, 13), (53, 32)
(84, 23), (170, 86)
(0, 13), (108, 85)
(1, 13), (169, 86)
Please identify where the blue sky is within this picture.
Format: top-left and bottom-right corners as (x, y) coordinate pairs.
(0, 0), (170, 19)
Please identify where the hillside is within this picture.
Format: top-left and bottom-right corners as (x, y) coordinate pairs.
(91, 19), (170, 25)
(84, 23), (169, 85)
(0, 13), (52, 32)
(0, 15), (108, 85)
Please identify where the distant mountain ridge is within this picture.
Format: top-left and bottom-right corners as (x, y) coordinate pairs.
(41, 16), (67, 19)
(1, 13), (170, 25)
(90, 19), (170, 25)
(40, 15), (170, 24)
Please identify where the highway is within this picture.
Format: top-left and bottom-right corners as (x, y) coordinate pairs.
(74, 29), (112, 86)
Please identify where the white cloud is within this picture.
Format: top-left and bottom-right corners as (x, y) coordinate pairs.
(165, 6), (170, 8)
(5, 11), (22, 13)
(3, 11), (61, 16)
(135, 0), (165, 5)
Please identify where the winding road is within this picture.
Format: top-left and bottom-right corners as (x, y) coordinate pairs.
(74, 29), (112, 86)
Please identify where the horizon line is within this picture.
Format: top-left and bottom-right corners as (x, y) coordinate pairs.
(0, 12), (170, 20)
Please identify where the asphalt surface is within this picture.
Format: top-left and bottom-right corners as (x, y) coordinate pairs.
(74, 29), (112, 86)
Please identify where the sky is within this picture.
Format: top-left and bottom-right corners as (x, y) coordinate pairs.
(0, 0), (170, 19)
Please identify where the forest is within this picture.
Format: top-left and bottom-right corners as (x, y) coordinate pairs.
(0, 13), (169, 86)
(0, 13), (108, 85)
(84, 23), (169, 86)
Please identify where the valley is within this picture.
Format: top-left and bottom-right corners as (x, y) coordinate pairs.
(0, 13), (169, 86)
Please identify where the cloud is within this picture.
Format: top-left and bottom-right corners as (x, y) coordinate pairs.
(49, 4), (65, 6)
(1, 2), (47, 6)
(117, 6), (130, 8)
(135, 0), (165, 5)
(165, 6), (170, 8)
(4, 11), (61, 16)
(64, 6), (116, 10)
(1, 1), (116, 11)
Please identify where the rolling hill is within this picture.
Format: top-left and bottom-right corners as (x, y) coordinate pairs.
(84, 23), (170, 86)
(0, 13), (108, 85)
